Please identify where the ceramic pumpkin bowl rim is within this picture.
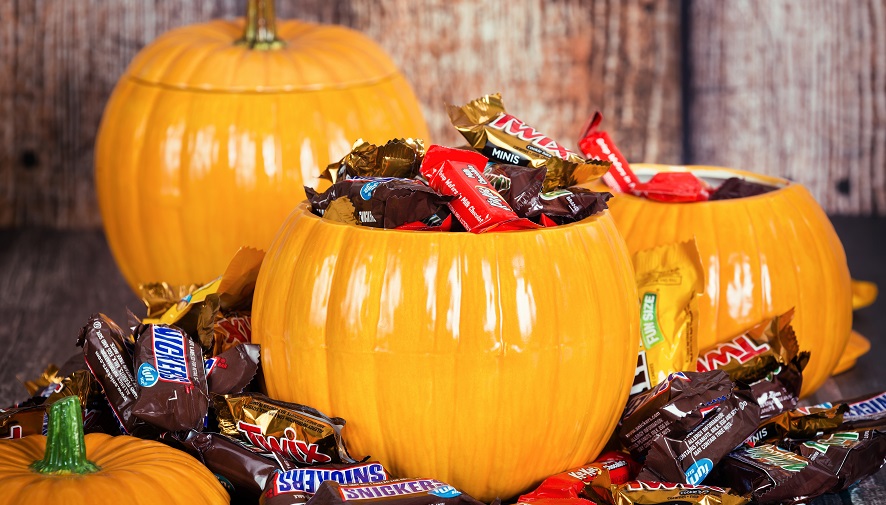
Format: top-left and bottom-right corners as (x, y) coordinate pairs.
(255, 201), (639, 501)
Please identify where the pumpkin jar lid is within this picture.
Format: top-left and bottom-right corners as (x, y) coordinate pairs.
(126, 15), (402, 93)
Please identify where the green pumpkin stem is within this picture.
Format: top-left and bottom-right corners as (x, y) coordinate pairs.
(238, 0), (285, 50)
(30, 396), (100, 475)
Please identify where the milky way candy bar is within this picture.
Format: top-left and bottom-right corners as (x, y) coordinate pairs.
(131, 324), (209, 432)
(449, 93), (609, 189)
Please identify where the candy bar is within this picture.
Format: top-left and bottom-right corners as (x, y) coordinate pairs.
(793, 429), (886, 492)
(517, 451), (638, 505)
(205, 343), (261, 395)
(709, 177), (777, 200)
(322, 138), (425, 183)
(261, 462), (391, 505)
(578, 112), (638, 194)
(307, 479), (488, 505)
(743, 405), (847, 448)
(611, 481), (748, 505)
(537, 188), (612, 225)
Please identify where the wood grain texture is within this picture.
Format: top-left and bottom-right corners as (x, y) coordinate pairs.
(688, 0), (886, 215)
(0, 221), (884, 502)
(0, 0), (681, 228)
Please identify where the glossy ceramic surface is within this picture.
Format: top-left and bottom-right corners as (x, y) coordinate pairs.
(589, 164), (852, 396)
(253, 204), (640, 501)
(0, 433), (228, 505)
(95, 19), (429, 291)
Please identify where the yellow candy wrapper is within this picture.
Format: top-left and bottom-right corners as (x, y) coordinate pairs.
(631, 239), (704, 395)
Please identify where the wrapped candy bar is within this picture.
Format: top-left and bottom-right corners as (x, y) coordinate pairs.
(260, 462), (391, 505)
(611, 481), (748, 505)
(306, 479), (489, 505)
(321, 138), (425, 184)
(742, 404), (847, 448)
(517, 451), (639, 505)
(793, 429), (886, 492)
(578, 112), (639, 194)
(709, 177), (777, 200)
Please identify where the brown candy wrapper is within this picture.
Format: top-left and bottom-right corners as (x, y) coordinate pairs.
(307, 178), (451, 230)
(206, 343), (261, 395)
(0, 405), (45, 440)
(322, 138), (426, 184)
(743, 404), (848, 448)
(537, 188), (612, 225)
(131, 324), (209, 432)
(810, 389), (886, 431)
(77, 313), (143, 434)
(712, 444), (838, 504)
(611, 481), (749, 505)
(215, 393), (356, 466)
(448, 93), (609, 187)
(261, 462), (391, 505)
(484, 163), (546, 218)
(709, 177), (777, 201)
(631, 240), (704, 396)
(637, 383), (761, 485)
(169, 430), (283, 499)
(307, 479), (489, 505)
(214, 314), (253, 355)
(793, 429), (886, 492)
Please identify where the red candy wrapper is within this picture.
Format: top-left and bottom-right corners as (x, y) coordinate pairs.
(639, 172), (710, 203)
(518, 452), (640, 505)
(579, 112), (639, 194)
(420, 145), (539, 233)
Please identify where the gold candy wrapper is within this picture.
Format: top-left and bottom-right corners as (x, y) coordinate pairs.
(21, 363), (63, 397)
(323, 197), (359, 225)
(138, 282), (201, 319)
(215, 393), (357, 466)
(447, 93), (609, 189)
(612, 482), (748, 505)
(631, 240), (704, 395)
(321, 138), (426, 184)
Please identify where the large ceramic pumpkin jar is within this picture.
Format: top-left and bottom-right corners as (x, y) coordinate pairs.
(589, 164), (852, 396)
(253, 203), (639, 501)
(96, 0), (428, 292)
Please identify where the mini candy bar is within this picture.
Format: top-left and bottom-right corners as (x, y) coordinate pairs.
(307, 479), (487, 505)
(46, 369), (121, 435)
(322, 138), (425, 184)
(131, 324), (209, 432)
(578, 112), (639, 194)
(793, 429), (886, 492)
(637, 172), (710, 203)
(215, 393), (356, 466)
(611, 481), (748, 505)
(709, 177), (777, 201)
(139, 282), (201, 320)
(449, 94), (609, 187)
(77, 313), (143, 434)
(617, 370), (737, 459)
(306, 178), (451, 230)
(742, 405), (847, 448)
(517, 451), (638, 505)
(261, 462), (391, 505)
(811, 389), (886, 431)
(712, 444), (838, 504)
(171, 430), (283, 499)
(205, 343), (261, 395)
(0, 405), (45, 439)
(420, 145), (539, 232)
(213, 313), (252, 355)
(537, 188), (612, 225)
(696, 310), (798, 380)
(483, 163), (546, 218)
(21, 364), (63, 397)
(638, 383), (760, 485)
(631, 240), (704, 395)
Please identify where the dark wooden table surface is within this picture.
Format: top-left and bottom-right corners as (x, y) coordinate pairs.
(1, 218), (885, 503)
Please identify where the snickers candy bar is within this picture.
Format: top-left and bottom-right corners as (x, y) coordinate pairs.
(205, 343), (260, 395)
(261, 462), (390, 505)
(449, 93), (609, 188)
(215, 393), (356, 466)
(794, 429), (886, 492)
(617, 370), (737, 459)
(131, 324), (209, 432)
(637, 383), (761, 485)
(420, 145), (538, 232)
(711, 444), (838, 504)
(611, 481), (748, 505)
(77, 313), (143, 434)
(307, 479), (487, 505)
(306, 178), (451, 229)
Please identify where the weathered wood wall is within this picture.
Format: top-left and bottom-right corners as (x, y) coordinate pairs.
(0, 0), (883, 228)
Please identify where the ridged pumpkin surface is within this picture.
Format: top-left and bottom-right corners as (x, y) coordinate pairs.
(590, 165), (852, 396)
(96, 19), (429, 292)
(0, 433), (228, 505)
(253, 204), (639, 501)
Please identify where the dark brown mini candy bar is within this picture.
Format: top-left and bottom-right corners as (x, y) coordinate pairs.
(307, 479), (488, 505)
(261, 462), (391, 505)
(131, 324), (209, 432)
(709, 177), (777, 201)
(483, 163), (546, 218)
(205, 343), (260, 395)
(711, 444), (838, 504)
(77, 313), (143, 434)
(537, 188), (612, 225)
(638, 383), (760, 486)
(792, 429), (886, 492)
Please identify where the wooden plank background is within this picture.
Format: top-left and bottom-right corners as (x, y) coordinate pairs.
(0, 0), (883, 228)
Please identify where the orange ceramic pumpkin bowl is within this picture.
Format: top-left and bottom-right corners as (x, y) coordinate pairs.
(588, 164), (852, 396)
(95, 1), (428, 293)
(253, 203), (639, 501)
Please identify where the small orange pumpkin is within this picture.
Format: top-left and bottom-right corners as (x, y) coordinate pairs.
(95, 0), (428, 292)
(589, 164), (852, 396)
(253, 203), (639, 501)
(0, 396), (228, 504)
